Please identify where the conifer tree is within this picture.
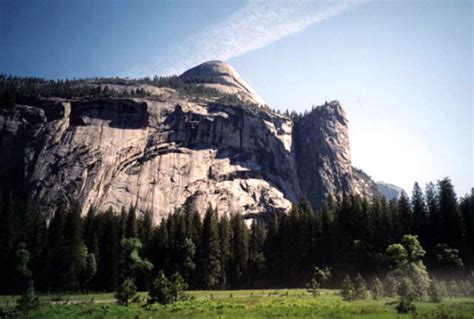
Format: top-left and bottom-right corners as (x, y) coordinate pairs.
(125, 207), (137, 238)
(15, 243), (39, 314)
(218, 214), (231, 289)
(198, 206), (222, 289)
(63, 204), (88, 291)
(248, 220), (267, 286)
(438, 178), (464, 249)
(397, 193), (413, 236)
(411, 182), (427, 243)
(425, 182), (440, 248)
(229, 212), (249, 287)
(44, 206), (67, 291)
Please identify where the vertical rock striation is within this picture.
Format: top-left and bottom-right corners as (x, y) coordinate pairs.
(0, 61), (383, 221)
(294, 101), (353, 210)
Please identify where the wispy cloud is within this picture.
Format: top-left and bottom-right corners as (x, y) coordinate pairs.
(126, 0), (365, 77)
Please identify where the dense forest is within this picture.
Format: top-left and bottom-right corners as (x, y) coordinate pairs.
(0, 177), (472, 296)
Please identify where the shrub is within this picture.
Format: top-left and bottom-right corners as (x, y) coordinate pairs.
(458, 280), (473, 297)
(353, 274), (369, 300)
(396, 278), (416, 313)
(148, 271), (174, 305)
(340, 275), (355, 301)
(384, 275), (398, 297)
(448, 280), (460, 296)
(428, 280), (446, 303)
(114, 278), (137, 306)
(370, 276), (385, 300)
(306, 266), (331, 297)
(16, 279), (40, 314)
(170, 272), (188, 302)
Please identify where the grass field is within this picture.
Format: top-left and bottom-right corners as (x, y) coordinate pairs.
(1, 289), (473, 318)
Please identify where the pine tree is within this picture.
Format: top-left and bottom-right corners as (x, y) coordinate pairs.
(218, 214), (231, 289)
(176, 237), (195, 284)
(229, 212), (249, 288)
(63, 204), (88, 291)
(98, 209), (120, 291)
(125, 207), (137, 238)
(438, 178), (464, 249)
(44, 206), (67, 291)
(397, 193), (413, 236)
(198, 206), (222, 289)
(459, 194), (473, 262)
(248, 219), (267, 286)
(411, 182), (427, 243)
(425, 182), (440, 249)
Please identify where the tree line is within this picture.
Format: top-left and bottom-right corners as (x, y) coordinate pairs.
(0, 74), (229, 109)
(0, 177), (472, 295)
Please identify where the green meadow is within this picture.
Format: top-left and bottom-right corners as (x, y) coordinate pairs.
(1, 289), (473, 319)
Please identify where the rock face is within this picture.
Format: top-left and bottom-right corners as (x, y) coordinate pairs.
(376, 182), (406, 200)
(294, 101), (353, 210)
(0, 61), (381, 221)
(180, 60), (266, 106)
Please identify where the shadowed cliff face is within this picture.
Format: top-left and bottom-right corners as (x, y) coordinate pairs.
(0, 61), (380, 221)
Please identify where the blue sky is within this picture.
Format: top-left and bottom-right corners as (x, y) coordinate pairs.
(1, 0), (472, 196)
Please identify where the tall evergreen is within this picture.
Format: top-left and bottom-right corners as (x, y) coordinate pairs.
(229, 212), (249, 287)
(411, 182), (427, 244)
(438, 178), (464, 249)
(125, 206), (137, 238)
(63, 204), (88, 291)
(459, 194), (473, 263)
(43, 206), (67, 291)
(248, 219), (267, 286)
(198, 206), (222, 289)
(425, 182), (440, 248)
(218, 214), (231, 289)
(397, 193), (413, 236)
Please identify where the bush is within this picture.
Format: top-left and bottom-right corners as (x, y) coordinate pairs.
(16, 279), (39, 314)
(170, 272), (188, 302)
(353, 274), (369, 300)
(428, 280), (446, 303)
(384, 275), (397, 297)
(340, 275), (355, 301)
(114, 278), (137, 306)
(148, 271), (174, 305)
(396, 278), (416, 313)
(448, 280), (460, 296)
(306, 266), (331, 297)
(370, 276), (385, 300)
(458, 280), (473, 297)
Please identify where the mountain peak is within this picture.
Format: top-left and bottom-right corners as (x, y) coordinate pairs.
(180, 61), (266, 105)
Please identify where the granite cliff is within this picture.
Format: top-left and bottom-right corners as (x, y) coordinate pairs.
(0, 61), (383, 221)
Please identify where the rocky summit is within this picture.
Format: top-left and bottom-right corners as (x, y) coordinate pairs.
(0, 61), (384, 222)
